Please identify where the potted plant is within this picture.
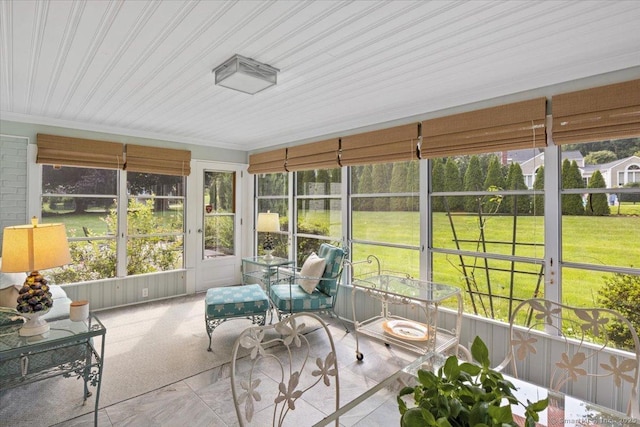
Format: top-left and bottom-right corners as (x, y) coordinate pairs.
(398, 336), (548, 427)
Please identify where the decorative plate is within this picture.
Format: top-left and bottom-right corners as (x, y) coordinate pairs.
(382, 319), (430, 341)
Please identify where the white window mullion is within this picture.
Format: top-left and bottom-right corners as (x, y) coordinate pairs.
(544, 115), (561, 305)
(421, 158), (429, 282)
(116, 170), (128, 277)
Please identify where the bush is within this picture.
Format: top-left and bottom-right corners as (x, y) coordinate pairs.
(598, 272), (640, 349)
(51, 199), (182, 284)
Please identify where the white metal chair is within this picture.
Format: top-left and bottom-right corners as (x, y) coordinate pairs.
(496, 298), (640, 417)
(230, 312), (340, 426)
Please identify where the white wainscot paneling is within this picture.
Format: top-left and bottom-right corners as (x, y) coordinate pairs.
(61, 270), (187, 310)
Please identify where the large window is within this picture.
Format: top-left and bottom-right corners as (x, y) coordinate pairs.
(429, 152), (545, 321)
(126, 172), (185, 271)
(255, 172), (289, 259)
(560, 138), (640, 311)
(295, 168), (341, 265)
(41, 165), (185, 283)
(350, 161), (420, 277)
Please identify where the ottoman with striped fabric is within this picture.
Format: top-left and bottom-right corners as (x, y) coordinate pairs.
(204, 284), (269, 351)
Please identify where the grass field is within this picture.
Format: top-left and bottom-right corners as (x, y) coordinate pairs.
(46, 202), (639, 319)
(316, 204), (639, 319)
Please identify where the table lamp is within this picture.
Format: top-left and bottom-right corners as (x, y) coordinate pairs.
(256, 211), (279, 261)
(1, 217), (71, 336)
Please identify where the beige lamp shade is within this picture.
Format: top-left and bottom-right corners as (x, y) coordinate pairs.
(1, 220), (71, 273)
(256, 212), (280, 233)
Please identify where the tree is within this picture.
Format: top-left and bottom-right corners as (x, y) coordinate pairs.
(584, 150), (617, 165)
(562, 159), (585, 215)
(483, 156), (505, 213)
(505, 162), (530, 214)
(372, 164), (389, 211)
(444, 158), (463, 211)
(390, 162), (409, 210)
(565, 137), (640, 159)
(585, 170), (610, 215)
(431, 159), (445, 212)
(356, 165), (373, 211)
(533, 166), (544, 215)
(463, 156), (484, 212)
(297, 170), (315, 195)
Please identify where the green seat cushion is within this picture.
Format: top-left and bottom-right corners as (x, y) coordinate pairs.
(269, 284), (333, 312)
(205, 284), (269, 318)
(316, 244), (345, 296)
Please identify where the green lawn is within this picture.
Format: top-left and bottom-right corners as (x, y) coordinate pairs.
(48, 204), (639, 317)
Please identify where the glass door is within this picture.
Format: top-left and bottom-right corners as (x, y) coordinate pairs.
(195, 163), (242, 291)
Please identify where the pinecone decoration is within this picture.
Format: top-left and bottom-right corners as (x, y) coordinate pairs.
(16, 272), (53, 314)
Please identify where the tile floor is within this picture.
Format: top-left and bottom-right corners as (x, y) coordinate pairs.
(51, 312), (418, 427)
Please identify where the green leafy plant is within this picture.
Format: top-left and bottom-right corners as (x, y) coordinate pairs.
(398, 336), (547, 427)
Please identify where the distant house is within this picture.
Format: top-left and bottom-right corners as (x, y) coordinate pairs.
(507, 150), (640, 189)
(582, 155), (640, 187)
(507, 150), (584, 188)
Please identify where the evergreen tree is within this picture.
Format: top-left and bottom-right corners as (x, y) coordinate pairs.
(444, 158), (463, 211)
(357, 165), (373, 211)
(463, 155), (484, 212)
(372, 164), (390, 211)
(390, 162), (409, 210)
(562, 159), (585, 215)
(407, 160), (419, 211)
(483, 156), (505, 213)
(431, 159), (445, 212)
(505, 162), (531, 214)
(533, 166), (545, 215)
(586, 170), (610, 216)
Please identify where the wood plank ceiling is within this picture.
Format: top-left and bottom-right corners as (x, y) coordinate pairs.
(1, 0), (639, 151)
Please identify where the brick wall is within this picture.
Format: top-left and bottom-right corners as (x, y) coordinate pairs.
(0, 135), (28, 253)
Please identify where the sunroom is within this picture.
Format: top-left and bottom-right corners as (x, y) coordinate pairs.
(1, 1), (639, 423)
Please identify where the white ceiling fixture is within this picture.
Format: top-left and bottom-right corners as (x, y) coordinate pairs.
(213, 55), (279, 95)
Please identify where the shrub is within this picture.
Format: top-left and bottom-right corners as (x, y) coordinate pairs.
(598, 272), (640, 349)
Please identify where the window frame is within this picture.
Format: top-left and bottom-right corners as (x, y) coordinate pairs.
(32, 150), (187, 282)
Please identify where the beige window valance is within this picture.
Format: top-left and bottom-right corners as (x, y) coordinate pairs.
(285, 138), (340, 171)
(247, 148), (287, 174)
(36, 134), (124, 169)
(340, 123), (420, 166)
(552, 79), (640, 145)
(420, 98), (547, 158)
(125, 144), (191, 176)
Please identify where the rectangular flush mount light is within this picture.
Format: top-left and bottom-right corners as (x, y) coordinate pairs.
(212, 54), (279, 95)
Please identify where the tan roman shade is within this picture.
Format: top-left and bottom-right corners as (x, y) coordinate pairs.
(286, 138), (340, 171)
(125, 144), (191, 176)
(340, 123), (420, 166)
(36, 134), (124, 169)
(421, 98), (547, 158)
(247, 148), (287, 174)
(552, 79), (640, 145)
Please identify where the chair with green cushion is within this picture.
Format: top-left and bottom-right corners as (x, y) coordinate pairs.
(269, 243), (346, 325)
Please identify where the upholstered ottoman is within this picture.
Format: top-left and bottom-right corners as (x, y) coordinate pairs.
(204, 284), (269, 351)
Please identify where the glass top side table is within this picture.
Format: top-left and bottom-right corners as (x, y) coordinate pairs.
(241, 256), (295, 290)
(0, 313), (106, 426)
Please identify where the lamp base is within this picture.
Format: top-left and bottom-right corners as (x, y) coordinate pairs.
(263, 250), (274, 261)
(19, 311), (50, 336)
